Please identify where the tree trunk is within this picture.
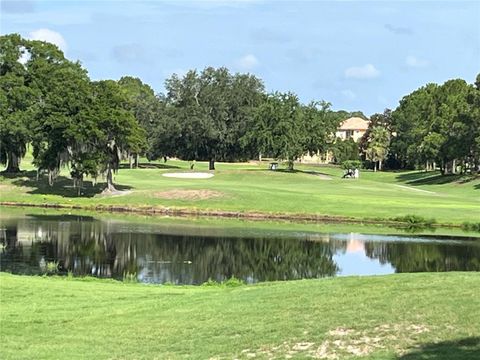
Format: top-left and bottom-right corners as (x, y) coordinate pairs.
(76, 177), (83, 196)
(135, 154), (139, 168)
(373, 162), (377, 172)
(379, 160), (383, 171)
(287, 159), (294, 171)
(209, 159), (215, 171)
(5, 152), (20, 173)
(106, 165), (116, 192)
(258, 153), (262, 162)
(129, 155), (133, 169)
(48, 170), (54, 186)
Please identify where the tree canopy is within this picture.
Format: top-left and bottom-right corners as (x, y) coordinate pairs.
(150, 67), (265, 169)
(0, 34), (38, 172)
(1, 32), (479, 197)
(391, 78), (479, 173)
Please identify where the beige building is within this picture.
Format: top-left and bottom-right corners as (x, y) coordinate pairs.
(300, 116), (370, 164)
(335, 117), (370, 142)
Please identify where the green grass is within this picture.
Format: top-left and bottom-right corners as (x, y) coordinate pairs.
(1, 272), (479, 359)
(2, 205), (479, 238)
(1, 156), (479, 226)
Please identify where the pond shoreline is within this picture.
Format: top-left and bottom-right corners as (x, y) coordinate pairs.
(0, 200), (462, 229)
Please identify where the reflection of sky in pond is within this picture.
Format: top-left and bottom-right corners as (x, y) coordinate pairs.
(335, 251), (395, 276)
(334, 237), (395, 276)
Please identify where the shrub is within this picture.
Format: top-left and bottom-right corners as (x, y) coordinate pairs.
(223, 276), (245, 287)
(462, 222), (480, 232)
(41, 261), (59, 275)
(202, 278), (220, 287)
(123, 272), (138, 283)
(393, 215), (436, 226)
(341, 160), (362, 170)
(201, 277), (245, 287)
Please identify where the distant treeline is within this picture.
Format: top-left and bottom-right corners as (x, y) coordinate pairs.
(1, 33), (479, 191)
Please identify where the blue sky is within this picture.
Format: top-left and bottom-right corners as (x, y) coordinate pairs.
(1, 0), (479, 114)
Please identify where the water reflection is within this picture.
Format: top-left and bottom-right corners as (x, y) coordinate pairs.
(1, 215), (479, 284)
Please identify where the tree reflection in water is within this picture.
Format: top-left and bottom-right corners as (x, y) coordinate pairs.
(1, 215), (479, 284)
(0, 215), (340, 284)
(364, 241), (480, 272)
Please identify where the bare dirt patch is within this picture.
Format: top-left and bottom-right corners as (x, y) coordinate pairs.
(154, 189), (224, 201)
(328, 328), (355, 337)
(238, 323), (432, 359)
(98, 189), (132, 197)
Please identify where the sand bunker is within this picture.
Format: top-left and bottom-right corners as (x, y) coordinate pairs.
(154, 189), (223, 200)
(162, 172), (214, 179)
(99, 189), (132, 197)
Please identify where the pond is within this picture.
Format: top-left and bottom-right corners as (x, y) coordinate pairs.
(1, 212), (479, 284)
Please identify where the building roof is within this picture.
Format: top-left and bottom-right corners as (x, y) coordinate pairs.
(339, 117), (370, 131)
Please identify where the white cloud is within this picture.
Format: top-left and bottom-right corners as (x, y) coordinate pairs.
(236, 54), (259, 71)
(341, 89), (356, 100)
(344, 64), (380, 79)
(405, 55), (429, 68)
(29, 29), (67, 52)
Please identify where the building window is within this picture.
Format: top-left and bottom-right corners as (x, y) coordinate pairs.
(346, 130), (354, 138)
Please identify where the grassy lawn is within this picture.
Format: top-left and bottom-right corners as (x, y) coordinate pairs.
(0, 272), (479, 359)
(1, 156), (479, 225)
(1, 205), (479, 238)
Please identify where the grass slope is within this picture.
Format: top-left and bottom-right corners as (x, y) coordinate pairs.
(1, 272), (479, 359)
(2, 205), (479, 238)
(1, 157), (479, 225)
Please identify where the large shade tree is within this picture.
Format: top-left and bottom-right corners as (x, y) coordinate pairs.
(248, 92), (304, 170)
(391, 78), (479, 174)
(0, 34), (38, 173)
(89, 80), (146, 191)
(117, 76), (159, 167)
(302, 100), (340, 158)
(28, 41), (92, 185)
(20, 38), (145, 192)
(247, 93), (339, 170)
(153, 67), (264, 170)
(468, 74), (480, 171)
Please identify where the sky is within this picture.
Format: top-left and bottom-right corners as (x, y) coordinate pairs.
(1, 0), (479, 115)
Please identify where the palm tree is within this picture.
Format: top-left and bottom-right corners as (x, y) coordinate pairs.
(366, 126), (390, 171)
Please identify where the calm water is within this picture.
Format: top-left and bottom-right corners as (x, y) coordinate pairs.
(1, 214), (479, 284)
